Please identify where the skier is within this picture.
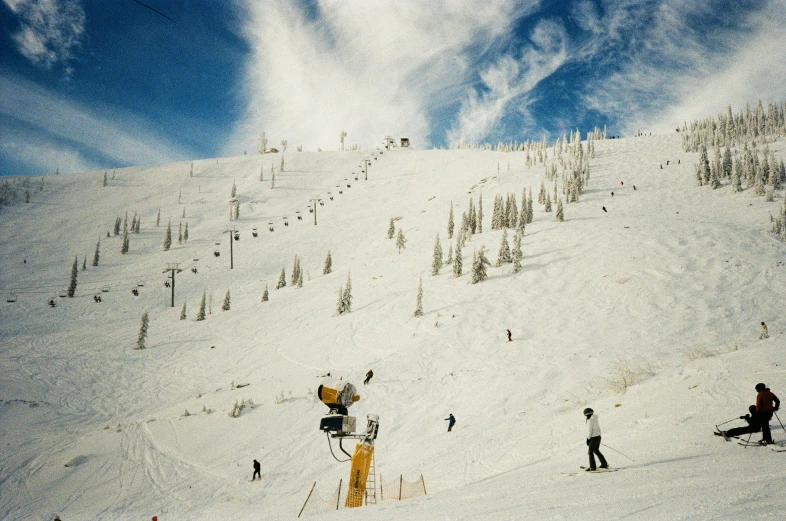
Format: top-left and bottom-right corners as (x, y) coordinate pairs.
(755, 383), (780, 445)
(584, 408), (608, 471)
(445, 413), (456, 432)
(363, 369), (373, 385)
(506, 329), (512, 342)
(715, 406), (762, 439)
(760, 322), (769, 339)
(252, 459), (261, 481)
(602, 206), (607, 213)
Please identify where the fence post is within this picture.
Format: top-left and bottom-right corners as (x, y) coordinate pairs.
(421, 474), (427, 495)
(298, 482), (317, 518)
(336, 479), (342, 510)
(399, 475), (403, 501)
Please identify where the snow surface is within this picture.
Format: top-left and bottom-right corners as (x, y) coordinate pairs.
(1, 134), (786, 521)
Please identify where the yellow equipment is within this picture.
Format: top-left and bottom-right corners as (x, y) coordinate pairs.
(345, 443), (374, 507)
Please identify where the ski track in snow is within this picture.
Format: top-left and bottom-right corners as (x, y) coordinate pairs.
(2, 135), (786, 519)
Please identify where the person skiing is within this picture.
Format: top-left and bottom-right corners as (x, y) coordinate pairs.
(715, 406), (762, 439)
(755, 383), (780, 445)
(760, 322), (769, 339)
(584, 408), (608, 471)
(252, 459), (261, 481)
(445, 413), (456, 432)
(363, 369), (373, 385)
(506, 329), (512, 342)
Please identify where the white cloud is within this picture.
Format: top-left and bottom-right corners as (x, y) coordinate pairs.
(447, 19), (568, 144)
(0, 74), (193, 174)
(225, 0), (539, 153)
(3, 0), (86, 70)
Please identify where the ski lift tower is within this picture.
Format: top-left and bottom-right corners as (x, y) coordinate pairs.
(383, 136), (397, 150)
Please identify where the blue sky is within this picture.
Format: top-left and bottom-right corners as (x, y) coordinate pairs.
(1, 0), (785, 176)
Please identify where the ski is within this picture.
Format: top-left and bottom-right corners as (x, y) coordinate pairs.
(579, 466), (618, 472)
(714, 426), (730, 442)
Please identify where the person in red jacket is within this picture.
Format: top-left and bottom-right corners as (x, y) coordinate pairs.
(755, 383), (780, 445)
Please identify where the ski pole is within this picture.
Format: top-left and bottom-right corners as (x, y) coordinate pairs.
(716, 417), (741, 427)
(774, 411), (786, 436)
(601, 443), (635, 462)
(744, 431), (753, 448)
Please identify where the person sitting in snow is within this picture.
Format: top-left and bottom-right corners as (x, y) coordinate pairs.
(715, 406), (762, 439)
(584, 408), (608, 471)
(755, 383), (780, 445)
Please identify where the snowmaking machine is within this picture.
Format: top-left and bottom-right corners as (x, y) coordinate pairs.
(317, 379), (379, 507)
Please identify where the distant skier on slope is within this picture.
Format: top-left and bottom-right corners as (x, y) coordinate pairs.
(755, 383), (780, 445)
(252, 459), (261, 481)
(760, 322), (769, 339)
(584, 408), (608, 471)
(364, 369), (374, 385)
(715, 406), (762, 439)
(506, 329), (512, 342)
(445, 413), (456, 432)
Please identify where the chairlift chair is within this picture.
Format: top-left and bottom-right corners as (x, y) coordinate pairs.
(137, 282), (145, 287)
(234, 232), (240, 241)
(59, 290), (68, 298)
(6, 294), (17, 303)
(252, 226), (258, 237)
(320, 201), (324, 206)
(101, 286), (110, 293)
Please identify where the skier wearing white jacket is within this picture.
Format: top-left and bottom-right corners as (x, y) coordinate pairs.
(584, 408), (608, 471)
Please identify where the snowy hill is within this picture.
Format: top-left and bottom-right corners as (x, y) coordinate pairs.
(2, 131), (786, 521)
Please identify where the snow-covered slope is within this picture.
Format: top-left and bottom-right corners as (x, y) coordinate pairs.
(1, 133), (786, 521)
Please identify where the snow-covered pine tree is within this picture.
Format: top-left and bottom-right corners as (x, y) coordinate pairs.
(68, 256), (78, 297)
(222, 289), (230, 311)
(414, 276), (424, 317)
(276, 267), (286, 289)
(496, 229), (511, 266)
(491, 195), (501, 229)
(538, 182), (546, 204)
(297, 266), (303, 288)
(445, 242), (453, 265)
(262, 284), (269, 302)
(508, 194), (518, 229)
(471, 246), (490, 284)
(432, 233), (443, 275)
(336, 285), (346, 315)
(178, 222), (183, 244)
(732, 160), (742, 192)
(164, 220), (172, 250)
(501, 195), (510, 228)
(323, 250), (333, 274)
(453, 235), (463, 277)
(131, 213), (137, 233)
(723, 146), (733, 178)
(556, 198), (564, 221)
(388, 218), (396, 239)
(92, 238), (100, 266)
(231, 180), (237, 198)
(517, 202), (527, 234)
(343, 271), (352, 312)
(121, 228), (129, 254)
(156, 208), (161, 227)
(280, 155), (285, 172)
(396, 228), (407, 253)
(469, 198), (477, 234)
(544, 192), (552, 212)
(259, 165), (264, 182)
(183, 222), (189, 242)
(136, 311), (149, 349)
(103, 171), (107, 187)
(179, 300), (187, 320)
(82, 256), (86, 270)
(196, 292), (206, 321)
(698, 145), (711, 184)
(113, 217), (121, 236)
(527, 191), (533, 223)
(754, 171), (766, 196)
(709, 163), (722, 189)
(291, 255), (300, 285)
(553, 182), (558, 206)
(271, 167), (275, 189)
(512, 231), (523, 273)
(123, 212), (128, 236)
(477, 194), (483, 233)
(447, 203), (454, 239)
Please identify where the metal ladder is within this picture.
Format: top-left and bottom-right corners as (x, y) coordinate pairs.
(364, 451), (377, 505)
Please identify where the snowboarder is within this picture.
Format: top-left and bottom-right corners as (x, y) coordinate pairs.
(252, 459), (261, 481)
(506, 329), (512, 342)
(760, 322), (769, 339)
(364, 369), (373, 385)
(584, 408), (608, 471)
(715, 406), (762, 439)
(445, 413), (456, 432)
(755, 383), (780, 445)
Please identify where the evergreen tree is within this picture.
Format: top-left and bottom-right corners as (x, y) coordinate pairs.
(156, 208), (161, 227)
(163, 220), (172, 250)
(336, 285), (346, 315)
(121, 228), (129, 254)
(538, 182), (546, 204)
(447, 203), (454, 239)
(178, 222), (183, 244)
(231, 180), (237, 198)
(396, 228), (407, 253)
(518, 203), (527, 234)
(297, 266), (304, 288)
(477, 194), (483, 233)
(280, 155), (285, 172)
(491, 195), (501, 229)
(527, 191), (533, 223)
(432, 233), (443, 275)
(259, 164), (264, 182)
(698, 145), (711, 184)
(291, 255), (300, 285)
(183, 222), (189, 242)
(92, 238), (100, 266)
(445, 242), (453, 265)
(709, 163), (722, 189)
(234, 201), (239, 220)
(123, 212), (128, 236)
(508, 194), (518, 229)
(414, 276), (424, 317)
(276, 267), (286, 289)
(134, 215), (141, 233)
(342, 271), (353, 312)
(453, 235), (463, 278)
(196, 292), (206, 321)
(731, 160), (742, 192)
(271, 167), (276, 189)
(82, 256), (86, 271)
(469, 197), (477, 234)
(114, 217), (121, 236)
(136, 311), (149, 349)
(323, 250), (333, 274)
(68, 256), (78, 297)
(262, 284), (269, 302)
(222, 289), (230, 311)
(471, 246), (490, 284)
(103, 171), (107, 187)
(754, 171), (766, 196)
(496, 229), (511, 266)
(722, 146), (733, 177)
(544, 192), (552, 212)
(512, 231), (523, 273)
(388, 218), (396, 239)
(556, 198), (564, 221)
(180, 301), (187, 320)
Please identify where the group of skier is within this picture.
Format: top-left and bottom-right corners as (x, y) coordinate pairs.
(716, 383), (781, 445)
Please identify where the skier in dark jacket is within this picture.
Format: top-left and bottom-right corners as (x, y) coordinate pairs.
(716, 406), (762, 438)
(363, 369), (373, 385)
(252, 459), (261, 481)
(445, 413), (456, 432)
(755, 383), (780, 444)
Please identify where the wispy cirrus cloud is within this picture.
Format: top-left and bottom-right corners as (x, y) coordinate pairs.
(0, 73), (193, 174)
(225, 0), (540, 153)
(3, 0), (86, 72)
